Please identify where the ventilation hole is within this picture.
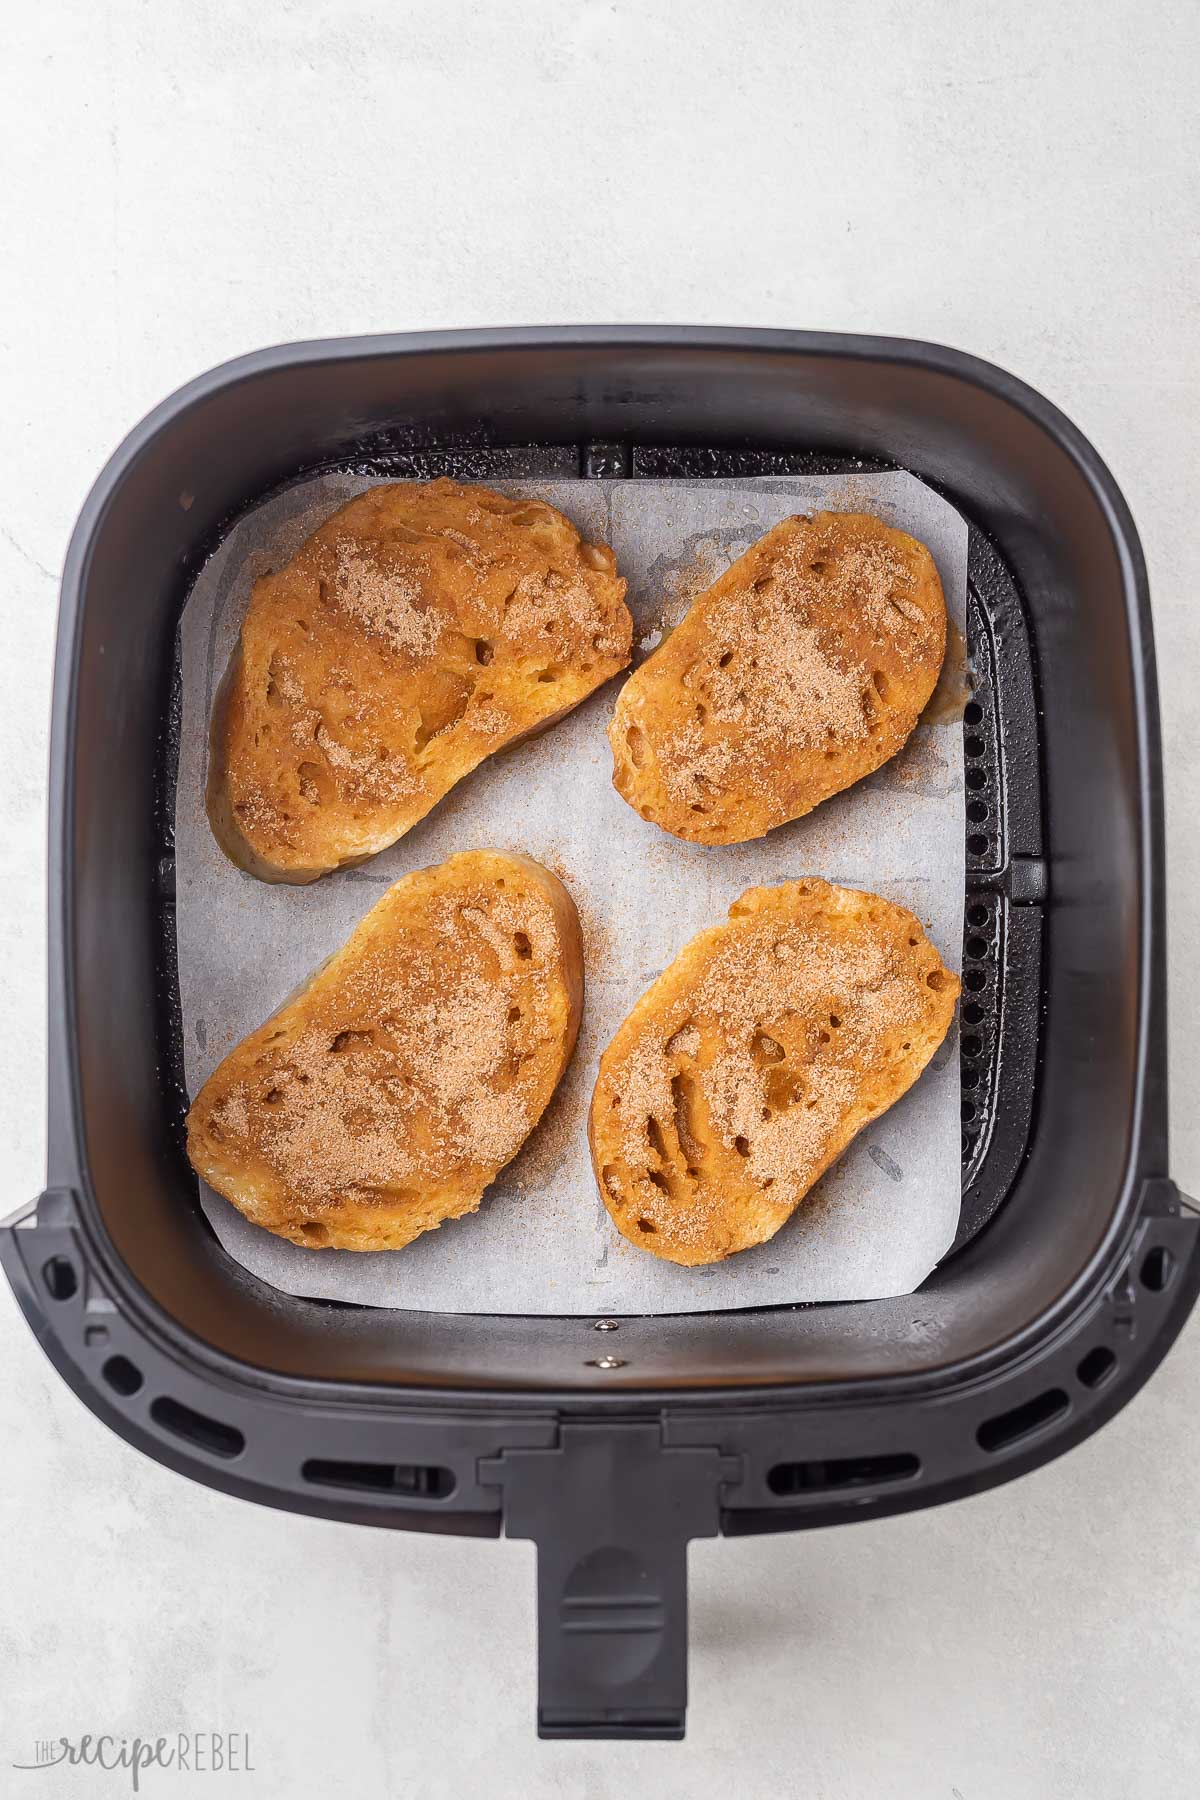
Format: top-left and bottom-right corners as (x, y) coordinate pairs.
(963, 1001), (985, 1025)
(871, 669), (889, 700)
(734, 1136), (750, 1157)
(302, 1458), (455, 1498)
(926, 969), (949, 991)
(513, 931), (532, 960)
(150, 1397), (245, 1460)
(967, 834), (989, 856)
(1140, 1245), (1175, 1291)
(962, 1068), (979, 1089)
(965, 733), (985, 757)
(964, 701), (983, 726)
(637, 1216), (658, 1234)
(625, 724), (646, 768)
(967, 903), (988, 928)
(767, 1452), (919, 1495)
(967, 800), (990, 823)
(961, 1099), (976, 1121)
(962, 1034), (983, 1058)
(84, 1325), (109, 1348)
(102, 1355), (144, 1397)
(42, 1257), (77, 1302)
(1077, 1346), (1118, 1390)
(964, 968), (987, 992)
(966, 768), (986, 790)
(966, 936), (988, 960)
(976, 1388), (1069, 1453)
(474, 639), (494, 665)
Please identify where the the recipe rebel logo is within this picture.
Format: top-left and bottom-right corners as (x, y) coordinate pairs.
(12, 1733), (255, 1790)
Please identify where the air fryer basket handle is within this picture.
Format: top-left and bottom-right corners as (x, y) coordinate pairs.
(481, 1422), (736, 1739)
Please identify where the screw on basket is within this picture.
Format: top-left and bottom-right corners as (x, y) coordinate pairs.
(586, 1356), (627, 1370)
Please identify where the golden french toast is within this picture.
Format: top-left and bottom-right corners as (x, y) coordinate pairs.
(608, 511), (946, 844)
(589, 878), (958, 1266)
(186, 850), (583, 1251)
(208, 479), (632, 882)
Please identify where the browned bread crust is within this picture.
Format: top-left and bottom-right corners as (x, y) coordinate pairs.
(608, 511), (946, 844)
(589, 878), (959, 1266)
(208, 479), (632, 882)
(186, 850), (583, 1251)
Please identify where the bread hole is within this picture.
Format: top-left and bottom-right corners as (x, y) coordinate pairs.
(317, 579), (330, 608)
(637, 1216), (658, 1234)
(752, 575), (776, 593)
(818, 1029), (831, 1044)
(828, 1014), (841, 1029)
(734, 1135), (750, 1157)
(718, 650), (734, 668)
(824, 750), (838, 760)
(690, 803), (708, 814)
(872, 669), (889, 700)
(671, 1073), (706, 1170)
(625, 724), (646, 769)
(665, 1023), (698, 1057)
(208, 1121), (225, 1144)
(474, 639), (494, 665)
(507, 1005), (522, 1024)
(926, 969), (949, 992)
(766, 1067), (806, 1111)
(695, 703), (707, 723)
(300, 1222), (328, 1243)
(810, 560), (827, 574)
(256, 725), (272, 744)
(513, 931), (532, 960)
(414, 672), (474, 750)
(297, 761), (324, 804)
(330, 1029), (375, 1054)
(753, 1031), (785, 1065)
(536, 669), (558, 683)
(647, 1116), (670, 1163)
(647, 1172), (671, 1197)
(262, 1087), (283, 1107)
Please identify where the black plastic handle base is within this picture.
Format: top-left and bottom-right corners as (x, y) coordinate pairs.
(481, 1422), (739, 1739)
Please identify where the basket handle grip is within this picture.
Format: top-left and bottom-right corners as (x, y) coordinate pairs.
(480, 1421), (736, 1739)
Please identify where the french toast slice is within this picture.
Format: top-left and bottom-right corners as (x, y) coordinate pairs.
(208, 479), (632, 882)
(589, 878), (958, 1266)
(187, 850), (583, 1251)
(608, 511), (946, 844)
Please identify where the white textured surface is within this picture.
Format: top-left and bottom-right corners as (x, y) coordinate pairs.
(2, 2), (1198, 1795)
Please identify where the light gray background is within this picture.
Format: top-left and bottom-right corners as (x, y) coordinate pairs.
(2, 3), (1197, 1795)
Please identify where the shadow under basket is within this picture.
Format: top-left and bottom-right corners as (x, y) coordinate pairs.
(5, 328), (1196, 1741)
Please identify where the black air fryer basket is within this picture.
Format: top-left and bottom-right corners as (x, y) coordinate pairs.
(6, 328), (1196, 1739)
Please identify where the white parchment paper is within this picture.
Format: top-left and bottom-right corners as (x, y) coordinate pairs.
(175, 471), (968, 1314)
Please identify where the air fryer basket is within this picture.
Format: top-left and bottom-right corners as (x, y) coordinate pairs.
(5, 328), (1196, 1740)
